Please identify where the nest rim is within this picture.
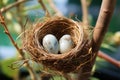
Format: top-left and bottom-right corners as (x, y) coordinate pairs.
(34, 17), (84, 59)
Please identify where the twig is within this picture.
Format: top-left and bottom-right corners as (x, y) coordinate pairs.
(0, 11), (23, 55)
(0, 11), (37, 80)
(1, 0), (27, 13)
(80, 0), (89, 25)
(98, 51), (120, 68)
(16, 0), (24, 32)
(78, 0), (116, 80)
(38, 0), (50, 17)
(48, 0), (63, 16)
(80, 0), (90, 38)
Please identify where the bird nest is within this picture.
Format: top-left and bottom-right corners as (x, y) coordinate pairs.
(23, 16), (92, 73)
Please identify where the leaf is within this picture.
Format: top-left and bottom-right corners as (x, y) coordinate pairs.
(1, 58), (19, 77)
(101, 43), (116, 52)
(50, 75), (66, 80)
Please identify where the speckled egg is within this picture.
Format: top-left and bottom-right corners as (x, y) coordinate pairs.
(59, 34), (74, 54)
(42, 34), (59, 54)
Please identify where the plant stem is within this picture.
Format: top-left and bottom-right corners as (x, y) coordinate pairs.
(48, 0), (63, 16)
(98, 51), (120, 68)
(0, 11), (37, 80)
(38, 0), (50, 17)
(80, 0), (89, 25)
(0, 12), (23, 55)
(16, 0), (24, 32)
(1, 0), (27, 13)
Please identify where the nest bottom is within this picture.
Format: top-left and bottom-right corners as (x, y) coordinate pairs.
(41, 40), (92, 73)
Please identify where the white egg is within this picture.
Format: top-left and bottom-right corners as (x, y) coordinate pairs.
(59, 34), (74, 54)
(42, 34), (59, 54)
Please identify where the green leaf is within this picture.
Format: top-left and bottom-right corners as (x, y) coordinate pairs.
(101, 43), (116, 52)
(1, 58), (19, 77)
(50, 75), (66, 80)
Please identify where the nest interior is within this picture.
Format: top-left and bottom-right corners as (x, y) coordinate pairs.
(24, 16), (92, 73)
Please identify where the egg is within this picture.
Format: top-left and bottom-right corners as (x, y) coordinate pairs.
(59, 34), (74, 54)
(42, 34), (59, 54)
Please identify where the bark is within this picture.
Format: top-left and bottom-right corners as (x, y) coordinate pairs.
(78, 0), (116, 80)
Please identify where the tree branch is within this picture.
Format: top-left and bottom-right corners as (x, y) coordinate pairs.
(78, 0), (116, 80)
(98, 51), (120, 68)
(16, 0), (24, 32)
(48, 0), (63, 16)
(0, 11), (37, 80)
(80, 0), (89, 25)
(38, 0), (50, 17)
(92, 0), (116, 53)
(80, 0), (90, 38)
(1, 0), (27, 13)
(0, 11), (23, 55)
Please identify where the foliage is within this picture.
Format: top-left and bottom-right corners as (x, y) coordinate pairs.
(0, 58), (19, 78)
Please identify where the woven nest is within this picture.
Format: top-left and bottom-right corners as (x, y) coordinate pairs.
(23, 16), (92, 73)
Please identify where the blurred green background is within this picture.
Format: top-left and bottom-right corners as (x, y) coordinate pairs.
(0, 0), (120, 80)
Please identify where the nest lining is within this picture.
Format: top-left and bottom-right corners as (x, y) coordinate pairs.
(23, 16), (92, 73)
